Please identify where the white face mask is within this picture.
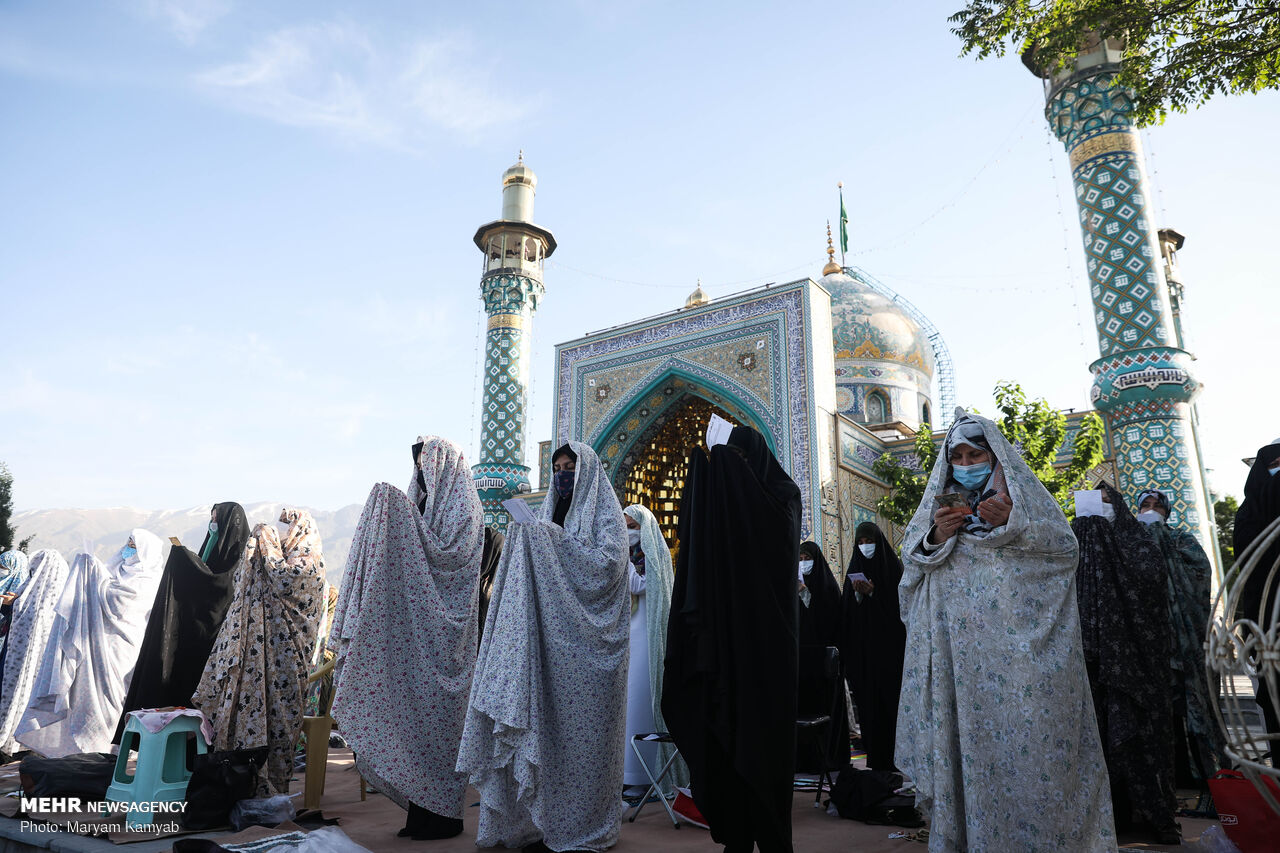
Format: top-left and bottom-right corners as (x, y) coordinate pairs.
(1136, 510), (1164, 525)
(1098, 504), (1115, 521)
(627, 529), (641, 547)
(798, 559), (814, 576)
(858, 543), (876, 559)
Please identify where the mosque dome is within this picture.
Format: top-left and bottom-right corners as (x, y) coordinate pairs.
(502, 151), (537, 190)
(685, 280), (709, 309)
(818, 265), (937, 429)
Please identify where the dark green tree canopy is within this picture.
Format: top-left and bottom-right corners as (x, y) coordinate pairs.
(951, 1), (1280, 126)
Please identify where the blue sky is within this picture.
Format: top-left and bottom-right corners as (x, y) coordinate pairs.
(2, 0), (1276, 511)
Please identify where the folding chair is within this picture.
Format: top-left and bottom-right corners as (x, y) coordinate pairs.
(795, 645), (842, 804)
(625, 732), (684, 829)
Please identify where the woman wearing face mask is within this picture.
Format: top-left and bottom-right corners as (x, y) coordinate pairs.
(840, 522), (905, 774)
(115, 502), (249, 742)
(621, 504), (688, 800)
(795, 541), (846, 774)
(331, 436), (484, 841)
(458, 442), (629, 853)
(1234, 440), (1280, 741)
(1133, 488), (1226, 784)
(1072, 485), (1179, 845)
(17, 531), (165, 758)
(193, 509), (326, 795)
(898, 410), (1115, 853)
(0, 550), (69, 758)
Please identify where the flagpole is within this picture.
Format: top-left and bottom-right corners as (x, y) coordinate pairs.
(838, 181), (847, 268)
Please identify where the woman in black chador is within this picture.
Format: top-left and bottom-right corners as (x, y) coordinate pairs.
(114, 501), (249, 740)
(1233, 441), (1280, 739)
(795, 541), (846, 773)
(840, 521), (906, 772)
(1073, 483), (1178, 845)
(663, 425), (802, 853)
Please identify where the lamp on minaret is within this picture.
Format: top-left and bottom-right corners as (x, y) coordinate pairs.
(471, 152), (557, 530)
(1025, 35), (1214, 555)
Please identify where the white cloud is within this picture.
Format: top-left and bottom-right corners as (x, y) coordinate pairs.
(195, 21), (537, 149)
(145, 0), (231, 43)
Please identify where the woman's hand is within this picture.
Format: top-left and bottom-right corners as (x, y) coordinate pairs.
(928, 506), (968, 544)
(851, 578), (874, 596)
(0, 593), (16, 605)
(978, 493), (1013, 526)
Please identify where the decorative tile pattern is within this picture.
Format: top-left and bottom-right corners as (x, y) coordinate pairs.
(553, 281), (823, 541)
(1044, 64), (1212, 551)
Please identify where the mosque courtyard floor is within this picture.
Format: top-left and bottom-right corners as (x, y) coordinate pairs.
(0, 747), (1223, 853)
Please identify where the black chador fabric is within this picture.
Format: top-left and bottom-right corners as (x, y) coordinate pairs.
(796, 541), (846, 772)
(840, 522), (906, 772)
(114, 502), (248, 741)
(1073, 485), (1176, 832)
(663, 426), (801, 853)
(476, 526), (505, 643)
(1233, 443), (1280, 736)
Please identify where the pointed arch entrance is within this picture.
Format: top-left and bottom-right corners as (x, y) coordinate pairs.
(599, 373), (773, 547)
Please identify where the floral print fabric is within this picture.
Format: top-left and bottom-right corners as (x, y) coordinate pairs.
(457, 440), (630, 852)
(897, 409), (1116, 852)
(192, 511), (325, 794)
(17, 530), (165, 757)
(330, 437), (484, 817)
(0, 550), (70, 753)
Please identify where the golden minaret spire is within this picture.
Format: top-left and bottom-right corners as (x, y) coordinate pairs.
(822, 220), (842, 275)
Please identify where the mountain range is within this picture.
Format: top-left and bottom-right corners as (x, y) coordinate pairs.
(11, 503), (363, 584)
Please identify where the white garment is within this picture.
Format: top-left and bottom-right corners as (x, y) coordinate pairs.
(18, 531), (165, 757)
(0, 550), (70, 753)
(331, 436), (483, 817)
(623, 564), (654, 786)
(457, 441), (630, 852)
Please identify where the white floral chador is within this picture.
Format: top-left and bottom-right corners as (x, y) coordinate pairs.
(457, 441), (630, 853)
(192, 510), (326, 794)
(330, 437), (484, 818)
(18, 531), (165, 757)
(0, 550), (70, 754)
(896, 410), (1116, 852)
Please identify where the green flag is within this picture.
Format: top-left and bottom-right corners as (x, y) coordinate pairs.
(839, 188), (849, 255)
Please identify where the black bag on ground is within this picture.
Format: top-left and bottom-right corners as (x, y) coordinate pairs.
(182, 747), (268, 830)
(827, 765), (922, 826)
(19, 753), (117, 800)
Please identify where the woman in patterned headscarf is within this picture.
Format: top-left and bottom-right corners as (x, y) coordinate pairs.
(192, 509), (326, 795)
(0, 550), (70, 756)
(18, 530), (165, 757)
(331, 436), (485, 841)
(458, 441), (630, 853)
(897, 409), (1116, 852)
(0, 551), (31, 657)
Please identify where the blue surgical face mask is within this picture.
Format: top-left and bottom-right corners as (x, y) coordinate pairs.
(209, 521), (218, 533)
(120, 546), (138, 562)
(952, 462), (992, 491)
(627, 529), (641, 547)
(1270, 466), (1280, 477)
(553, 469), (575, 500)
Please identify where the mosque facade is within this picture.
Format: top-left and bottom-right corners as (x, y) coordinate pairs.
(470, 152), (1210, 576)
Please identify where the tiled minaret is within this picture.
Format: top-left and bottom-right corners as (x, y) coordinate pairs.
(1027, 36), (1212, 547)
(472, 154), (556, 529)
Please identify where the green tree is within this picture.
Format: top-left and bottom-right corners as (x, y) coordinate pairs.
(0, 463), (15, 551)
(950, 1), (1280, 126)
(1215, 494), (1238, 571)
(873, 381), (1107, 527)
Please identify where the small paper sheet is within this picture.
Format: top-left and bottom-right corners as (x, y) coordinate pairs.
(847, 572), (869, 584)
(706, 413), (734, 449)
(502, 498), (538, 524)
(1074, 489), (1106, 518)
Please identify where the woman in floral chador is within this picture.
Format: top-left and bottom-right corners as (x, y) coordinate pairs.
(896, 409), (1116, 852)
(192, 509), (326, 795)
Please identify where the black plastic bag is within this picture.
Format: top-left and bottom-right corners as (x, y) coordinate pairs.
(20, 753), (117, 800)
(828, 765), (920, 825)
(182, 747), (268, 830)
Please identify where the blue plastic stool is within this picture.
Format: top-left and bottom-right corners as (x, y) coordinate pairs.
(106, 712), (210, 829)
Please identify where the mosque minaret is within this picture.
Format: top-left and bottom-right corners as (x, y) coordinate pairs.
(1027, 35), (1213, 547)
(471, 153), (556, 529)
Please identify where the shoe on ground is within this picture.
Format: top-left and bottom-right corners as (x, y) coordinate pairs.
(672, 791), (709, 829)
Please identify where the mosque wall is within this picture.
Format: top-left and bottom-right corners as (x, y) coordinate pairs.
(552, 279), (835, 545)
